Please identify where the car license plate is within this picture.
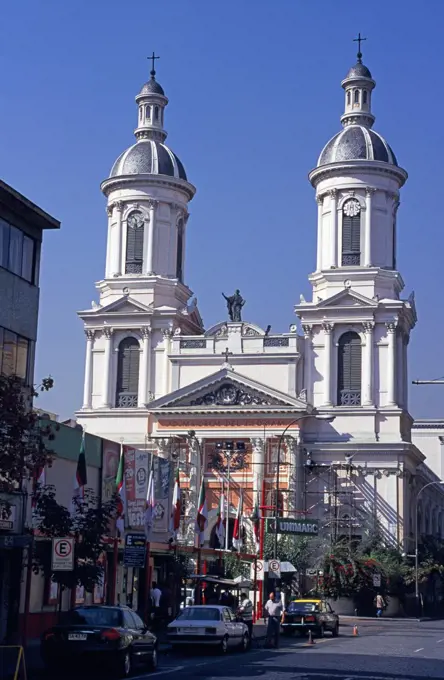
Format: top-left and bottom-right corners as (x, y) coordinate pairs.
(180, 627), (199, 633)
(68, 633), (87, 641)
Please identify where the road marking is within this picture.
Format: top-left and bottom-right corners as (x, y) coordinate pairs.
(438, 638), (444, 643)
(131, 665), (185, 679)
(414, 648), (424, 653)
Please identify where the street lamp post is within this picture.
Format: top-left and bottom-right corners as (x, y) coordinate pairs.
(273, 413), (335, 560)
(414, 479), (444, 612)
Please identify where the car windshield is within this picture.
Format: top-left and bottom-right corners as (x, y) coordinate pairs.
(287, 602), (317, 613)
(177, 607), (220, 621)
(65, 608), (122, 627)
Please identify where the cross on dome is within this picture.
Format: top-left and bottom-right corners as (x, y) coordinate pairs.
(353, 32), (367, 62)
(147, 51), (160, 77)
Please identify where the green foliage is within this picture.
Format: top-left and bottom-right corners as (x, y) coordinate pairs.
(263, 534), (318, 572)
(0, 374), (57, 492)
(223, 552), (250, 579)
(32, 486), (118, 592)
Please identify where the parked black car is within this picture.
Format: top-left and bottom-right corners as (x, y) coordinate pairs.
(280, 598), (339, 637)
(41, 605), (158, 678)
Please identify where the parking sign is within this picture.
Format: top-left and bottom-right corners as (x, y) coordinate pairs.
(52, 538), (74, 571)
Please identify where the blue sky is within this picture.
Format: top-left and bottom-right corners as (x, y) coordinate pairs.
(2, 1), (443, 419)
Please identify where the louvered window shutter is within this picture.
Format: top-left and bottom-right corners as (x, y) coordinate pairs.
(337, 332), (361, 405)
(116, 338), (140, 407)
(125, 221), (144, 274)
(342, 213), (361, 265)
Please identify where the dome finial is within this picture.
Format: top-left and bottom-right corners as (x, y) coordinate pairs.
(353, 32), (367, 64)
(147, 51), (160, 79)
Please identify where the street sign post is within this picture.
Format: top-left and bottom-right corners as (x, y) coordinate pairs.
(251, 559), (264, 581)
(52, 538), (74, 571)
(269, 558), (281, 579)
(124, 533), (146, 568)
(266, 518), (319, 536)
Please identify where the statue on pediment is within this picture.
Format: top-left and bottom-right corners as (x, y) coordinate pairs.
(222, 289), (246, 322)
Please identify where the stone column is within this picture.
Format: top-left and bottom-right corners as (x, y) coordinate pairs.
(302, 324), (313, 404)
(105, 204), (114, 278)
(403, 335), (409, 409)
(362, 321), (375, 406)
(186, 437), (203, 546)
(101, 327), (113, 408)
(323, 323), (334, 406)
(364, 188), (376, 267)
(396, 329), (404, 408)
(182, 212), (189, 281)
(329, 189), (338, 268)
(113, 201), (123, 276)
(138, 326), (151, 407)
(162, 329), (173, 396)
(251, 438), (265, 508)
(386, 321), (397, 406)
(146, 199), (158, 275)
(82, 329), (95, 408)
(316, 195), (323, 271)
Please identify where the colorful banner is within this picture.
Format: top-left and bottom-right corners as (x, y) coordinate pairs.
(102, 440), (120, 504)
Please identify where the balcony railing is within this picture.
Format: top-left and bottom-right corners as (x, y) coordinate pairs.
(341, 252), (360, 266)
(339, 389), (361, 406)
(116, 392), (138, 408)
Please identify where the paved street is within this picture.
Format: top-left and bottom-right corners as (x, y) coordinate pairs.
(19, 619), (444, 680)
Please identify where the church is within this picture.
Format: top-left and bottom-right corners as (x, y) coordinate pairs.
(77, 48), (444, 552)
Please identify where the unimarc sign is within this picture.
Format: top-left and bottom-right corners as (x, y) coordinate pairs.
(266, 518), (319, 536)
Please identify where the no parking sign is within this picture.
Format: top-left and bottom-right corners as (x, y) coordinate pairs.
(52, 537), (74, 571)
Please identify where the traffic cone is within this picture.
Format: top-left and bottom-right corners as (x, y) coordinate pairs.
(307, 630), (315, 645)
(352, 625), (359, 637)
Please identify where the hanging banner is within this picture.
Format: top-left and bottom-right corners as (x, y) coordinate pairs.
(152, 455), (172, 535)
(101, 441), (120, 504)
(125, 448), (149, 529)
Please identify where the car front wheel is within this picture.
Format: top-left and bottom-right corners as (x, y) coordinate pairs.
(240, 633), (249, 652)
(118, 650), (132, 678)
(148, 647), (158, 670)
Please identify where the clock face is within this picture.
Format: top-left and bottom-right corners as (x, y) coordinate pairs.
(128, 212), (144, 229)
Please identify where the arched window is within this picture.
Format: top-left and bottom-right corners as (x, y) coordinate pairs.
(363, 90), (368, 104)
(176, 219), (184, 281)
(125, 211), (144, 274)
(342, 199), (361, 266)
(347, 91), (351, 106)
(337, 331), (362, 405)
(354, 89), (359, 104)
(145, 105), (151, 120)
(139, 107), (143, 120)
(154, 106), (159, 121)
(116, 338), (140, 408)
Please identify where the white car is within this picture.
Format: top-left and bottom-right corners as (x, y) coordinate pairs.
(167, 605), (250, 654)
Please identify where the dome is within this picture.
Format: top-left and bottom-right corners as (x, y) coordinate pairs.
(139, 77), (165, 96)
(345, 62), (372, 80)
(110, 140), (187, 180)
(317, 125), (398, 167)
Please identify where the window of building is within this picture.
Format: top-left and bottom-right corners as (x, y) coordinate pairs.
(342, 199), (361, 266)
(0, 327), (30, 382)
(0, 217), (36, 283)
(176, 219), (184, 281)
(363, 90), (368, 104)
(154, 106), (159, 121)
(116, 337), (140, 408)
(347, 91), (351, 106)
(125, 211), (144, 274)
(354, 89), (359, 104)
(145, 105), (151, 120)
(337, 331), (362, 406)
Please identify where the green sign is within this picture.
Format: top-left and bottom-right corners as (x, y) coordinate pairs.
(266, 518), (319, 536)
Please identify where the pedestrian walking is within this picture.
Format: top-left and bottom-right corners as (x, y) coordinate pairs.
(238, 590), (253, 639)
(150, 582), (162, 626)
(374, 592), (386, 617)
(265, 592), (282, 648)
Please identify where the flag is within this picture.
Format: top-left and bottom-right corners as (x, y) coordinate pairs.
(72, 432), (87, 512)
(145, 456), (155, 539)
(215, 485), (225, 547)
(170, 467), (181, 539)
(116, 444), (126, 535)
(251, 496), (260, 554)
(232, 491), (243, 551)
(195, 478), (208, 547)
(32, 466), (46, 509)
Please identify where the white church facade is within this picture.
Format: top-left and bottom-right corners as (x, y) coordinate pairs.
(76, 51), (444, 551)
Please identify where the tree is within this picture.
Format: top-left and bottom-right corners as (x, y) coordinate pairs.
(32, 486), (118, 593)
(0, 374), (56, 493)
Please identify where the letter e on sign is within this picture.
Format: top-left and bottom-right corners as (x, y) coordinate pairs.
(52, 537), (74, 571)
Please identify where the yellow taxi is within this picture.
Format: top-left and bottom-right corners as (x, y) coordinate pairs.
(281, 598), (339, 637)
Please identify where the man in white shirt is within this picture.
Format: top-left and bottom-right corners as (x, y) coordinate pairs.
(265, 592), (282, 647)
(238, 591), (253, 638)
(150, 582), (162, 623)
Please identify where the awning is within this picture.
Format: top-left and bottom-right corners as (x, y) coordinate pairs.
(190, 575), (252, 589)
(263, 561), (296, 573)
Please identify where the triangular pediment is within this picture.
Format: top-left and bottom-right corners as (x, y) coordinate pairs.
(316, 289), (378, 309)
(148, 368), (311, 412)
(81, 296), (154, 316)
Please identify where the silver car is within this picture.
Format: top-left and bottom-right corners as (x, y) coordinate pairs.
(167, 605), (250, 654)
